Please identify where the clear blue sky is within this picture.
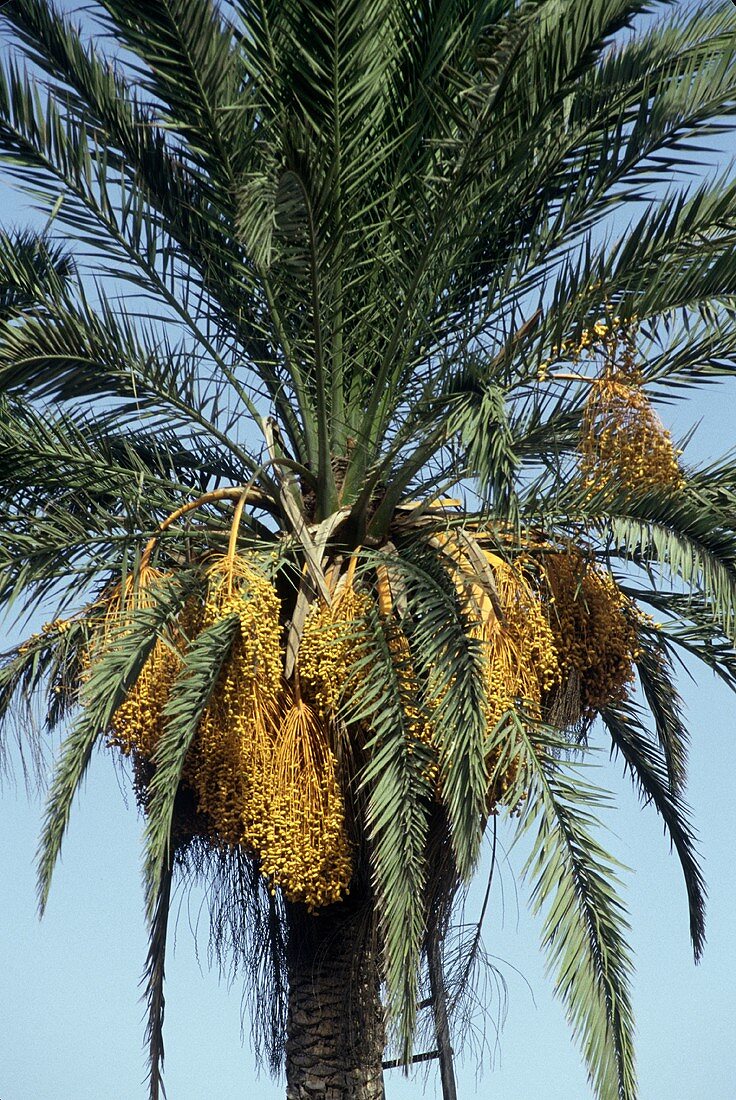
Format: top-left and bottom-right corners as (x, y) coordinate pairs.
(1, 4), (735, 1098)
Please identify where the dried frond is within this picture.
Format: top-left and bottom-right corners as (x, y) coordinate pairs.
(431, 530), (500, 630)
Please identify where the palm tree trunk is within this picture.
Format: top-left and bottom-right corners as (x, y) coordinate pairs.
(285, 901), (385, 1100)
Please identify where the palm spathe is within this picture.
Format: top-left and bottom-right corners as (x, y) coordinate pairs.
(1, 2), (736, 1099)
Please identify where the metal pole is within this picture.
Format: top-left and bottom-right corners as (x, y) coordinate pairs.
(427, 934), (458, 1100)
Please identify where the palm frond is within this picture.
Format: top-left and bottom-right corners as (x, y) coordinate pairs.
(0, 287), (262, 469)
(0, 228), (73, 320)
(599, 701), (706, 961)
(36, 571), (195, 912)
(143, 840), (174, 1100)
(392, 538), (489, 878)
(0, 615), (94, 784)
(349, 598), (436, 1060)
(97, 0), (249, 182)
(607, 506), (736, 643)
(0, 398), (190, 512)
(448, 380), (520, 514)
(143, 611), (240, 921)
(511, 718), (637, 1100)
(633, 626), (689, 793)
(650, 616), (736, 693)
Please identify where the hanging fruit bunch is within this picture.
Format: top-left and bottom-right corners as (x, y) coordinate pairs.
(181, 555), (283, 853)
(538, 548), (643, 723)
(541, 317), (684, 496)
(98, 540), (355, 911)
(432, 529), (644, 802)
(298, 565), (373, 722)
(579, 322), (685, 496)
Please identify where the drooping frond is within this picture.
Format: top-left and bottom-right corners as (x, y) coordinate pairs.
(512, 720), (637, 1100)
(599, 701), (706, 962)
(143, 840), (174, 1100)
(349, 596), (436, 1060)
(0, 613), (91, 784)
(142, 610), (240, 920)
(628, 590), (736, 693)
(607, 506), (736, 644)
(140, 609), (240, 1098)
(632, 626), (689, 794)
(389, 537), (489, 878)
(36, 570), (195, 911)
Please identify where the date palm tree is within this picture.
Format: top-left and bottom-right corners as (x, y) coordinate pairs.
(2, 2), (736, 1099)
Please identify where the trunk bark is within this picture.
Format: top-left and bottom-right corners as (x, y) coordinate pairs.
(285, 901), (385, 1100)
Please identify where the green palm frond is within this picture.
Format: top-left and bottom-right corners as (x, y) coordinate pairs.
(1, 0), (284, 381)
(143, 840), (173, 1100)
(636, 318), (736, 388)
(652, 617), (736, 693)
(96, 0), (249, 182)
(618, 573), (736, 690)
(143, 611), (239, 920)
(0, 228), (73, 320)
(0, 288), (260, 459)
(141, 609), (239, 1097)
(450, 381), (521, 513)
(599, 701), (706, 960)
(633, 626), (689, 793)
(0, 396), (244, 508)
(0, 503), (129, 614)
(392, 538), (489, 877)
(350, 598), (436, 1060)
(36, 571), (195, 912)
(0, 615), (92, 783)
(521, 4), (736, 231)
(607, 509), (736, 643)
(512, 719), (637, 1100)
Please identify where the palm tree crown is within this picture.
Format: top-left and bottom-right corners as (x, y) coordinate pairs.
(2, 2), (736, 1098)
